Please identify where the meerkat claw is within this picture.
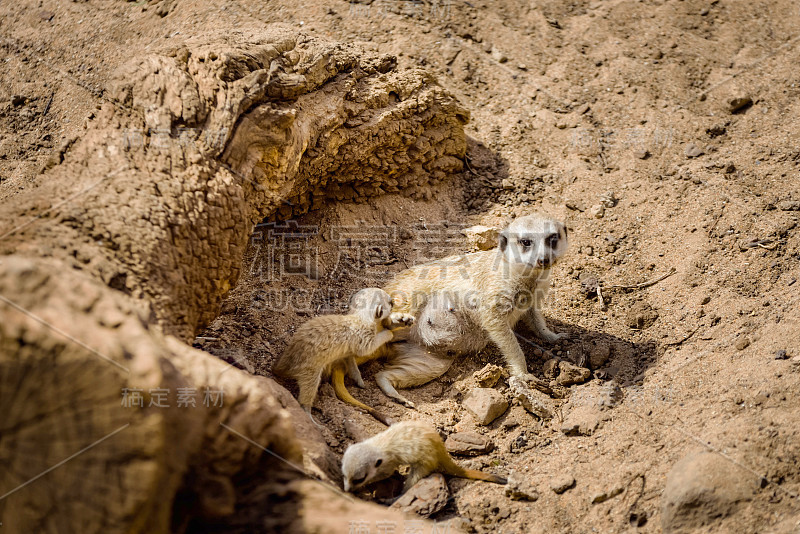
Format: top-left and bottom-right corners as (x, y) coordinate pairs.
(386, 312), (415, 330)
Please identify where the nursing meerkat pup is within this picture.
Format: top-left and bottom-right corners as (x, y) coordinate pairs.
(341, 420), (506, 493)
(374, 214), (569, 407)
(410, 291), (485, 353)
(329, 309), (414, 425)
(273, 288), (399, 419)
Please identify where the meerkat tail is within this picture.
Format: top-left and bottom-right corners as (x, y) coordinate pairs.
(440, 454), (507, 484)
(331, 365), (393, 426)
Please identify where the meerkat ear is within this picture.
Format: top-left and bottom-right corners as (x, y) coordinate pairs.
(499, 230), (509, 251)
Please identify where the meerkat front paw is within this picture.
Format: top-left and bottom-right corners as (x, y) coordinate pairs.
(386, 312), (415, 330)
(401, 398), (417, 409)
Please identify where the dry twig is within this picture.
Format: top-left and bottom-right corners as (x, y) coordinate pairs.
(603, 267), (677, 290)
(664, 326), (699, 346)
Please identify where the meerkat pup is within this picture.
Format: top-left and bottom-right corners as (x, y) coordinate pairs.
(341, 420), (506, 494)
(272, 288), (397, 418)
(410, 291), (485, 353)
(373, 214), (569, 407)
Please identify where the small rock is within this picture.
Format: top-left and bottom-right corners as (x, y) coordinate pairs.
(699, 7), (709, 15)
(491, 48), (508, 63)
(508, 430), (534, 453)
(561, 409), (600, 436)
(729, 96), (753, 114)
(508, 376), (553, 419)
(778, 200), (800, 211)
(550, 474), (576, 494)
(11, 95), (26, 107)
(390, 473), (449, 517)
(555, 362), (591, 386)
(774, 350), (788, 360)
(626, 301), (659, 330)
(39, 10), (54, 20)
(505, 472), (539, 501)
(633, 149), (650, 160)
(579, 272), (599, 295)
(463, 388), (508, 425)
(501, 178), (514, 190)
(591, 486), (624, 504)
(588, 342), (612, 369)
(589, 204), (605, 219)
(445, 432), (494, 456)
(734, 337), (751, 351)
(463, 225), (500, 251)
(661, 452), (759, 532)
(542, 358), (560, 379)
(600, 191), (619, 208)
(473, 363), (504, 387)
(684, 143), (705, 158)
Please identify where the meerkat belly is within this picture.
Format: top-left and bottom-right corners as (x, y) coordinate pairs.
(506, 306), (528, 329)
(505, 283), (540, 328)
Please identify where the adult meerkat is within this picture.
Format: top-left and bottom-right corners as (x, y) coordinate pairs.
(373, 214), (569, 407)
(341, 420), (506, 493)
(273, 288), (405, 422)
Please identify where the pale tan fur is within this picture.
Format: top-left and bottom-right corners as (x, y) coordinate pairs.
(341, 420), (506, 494)
(272, 288), (395, 411)
(372, 214), (569, 407)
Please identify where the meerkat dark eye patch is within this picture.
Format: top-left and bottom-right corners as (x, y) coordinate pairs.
(518, 238), (532, 248)
(352, 475), (366, 485)
(375, 305), (384, 319)
(374, 458), (383, 468)
(546, 233), (559, 248)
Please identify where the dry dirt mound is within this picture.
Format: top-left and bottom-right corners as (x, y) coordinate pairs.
(0, 24), (467, 534)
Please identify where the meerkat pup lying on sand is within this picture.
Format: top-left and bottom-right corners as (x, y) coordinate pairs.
(273, 288), (409, 422)
(372, 214), (569, 407)
(341, 420), (506, 493)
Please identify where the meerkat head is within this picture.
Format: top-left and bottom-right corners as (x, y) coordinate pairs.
(498, 214), (569, 270)
(348, 288), (393, 323)
(341, 442), (392, 492)
(416, 292), (466, 347)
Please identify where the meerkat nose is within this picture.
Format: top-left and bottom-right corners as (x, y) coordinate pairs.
(427, 318), (433, 326)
